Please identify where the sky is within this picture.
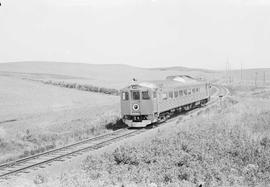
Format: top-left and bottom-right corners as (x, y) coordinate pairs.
(0, 0), (270, 70)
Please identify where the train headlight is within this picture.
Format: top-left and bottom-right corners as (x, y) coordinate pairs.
(132, 104), (140, 111)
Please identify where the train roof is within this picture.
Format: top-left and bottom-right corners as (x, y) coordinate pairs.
(122, 75), (206, 90)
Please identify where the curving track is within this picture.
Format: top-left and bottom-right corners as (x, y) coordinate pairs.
(0, 85), (229, 181)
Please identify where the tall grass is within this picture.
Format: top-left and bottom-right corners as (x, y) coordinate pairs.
(78, 95), (270, 186)
(0, 113), (124, 164)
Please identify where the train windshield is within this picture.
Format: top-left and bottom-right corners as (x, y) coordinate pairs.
(142, 91), (150, 100)
(132, 91), (140, 100)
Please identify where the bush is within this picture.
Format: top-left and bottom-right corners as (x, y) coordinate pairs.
(42, 80), (119, 95)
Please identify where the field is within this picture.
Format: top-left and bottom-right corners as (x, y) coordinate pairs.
(0, 62), (221, 165)
(0, 62), (215, 164)
(56, 85), (270, 187)
(1, 62), (270, 187)
(0, 75), (120, 163)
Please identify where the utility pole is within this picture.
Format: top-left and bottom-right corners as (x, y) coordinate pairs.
(229, 62), (232, 84)
(226, 57), (231, 84)
(264, 72), (266, 85)
(225, 61), (228, 84)
(255, 72), (258, 87)
(241, 63), (243, 85)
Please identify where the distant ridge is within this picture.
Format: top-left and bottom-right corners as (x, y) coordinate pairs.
(0, 61), (136, 68)
(0, 61), (217, 72)
(148, 66), (216, 73)
(1, 61), (269, 73)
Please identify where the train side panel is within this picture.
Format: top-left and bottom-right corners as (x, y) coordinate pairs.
(157, 83), (210, 114)
(139, 98), (154, 114)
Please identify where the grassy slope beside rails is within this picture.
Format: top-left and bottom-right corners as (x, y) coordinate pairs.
(0, 115), (123, 164)
(59, 86), (270, 187)
(0, 76), (122, 164)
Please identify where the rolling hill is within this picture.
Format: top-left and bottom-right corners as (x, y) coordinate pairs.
(0, 62), (218, 89)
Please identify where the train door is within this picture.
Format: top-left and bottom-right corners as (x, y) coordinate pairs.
(152, 91), (158, 113)
(130, 90), (141, 115)
(120, 91), (130, 116)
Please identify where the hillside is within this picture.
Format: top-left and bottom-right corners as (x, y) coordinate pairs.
(0, 62), (218, 89)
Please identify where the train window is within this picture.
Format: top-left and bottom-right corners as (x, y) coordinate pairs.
(132, 91), (140, 100)
(174, 91), (178, 98)
(179, 90), (183, 96)
(188, 89), (192, 95)
(196, 88), (199, 92)
(142, 91), (150, 100)
(153, 91), (157, 98)
(122, 92), (129, 100)
(169, 91), (173, 99)
(162, 93), (167, 100)
(192, 88), (196, 93)
(183, 89), (187, 96)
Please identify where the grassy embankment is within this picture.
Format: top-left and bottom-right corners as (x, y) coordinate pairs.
(0, 75), (124, 164)
(0, 113), (124, 165)
(59, 86), (270, 187)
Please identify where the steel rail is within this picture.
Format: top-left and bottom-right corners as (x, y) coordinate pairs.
(0, 128), (127, 170)
(0, 129), (140, 179)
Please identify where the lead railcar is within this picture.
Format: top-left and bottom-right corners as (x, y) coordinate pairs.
(120, 75), (211, 127)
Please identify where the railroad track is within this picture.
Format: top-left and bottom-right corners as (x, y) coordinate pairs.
(0, 128), (141, 180)
(0, 85), (229, 181)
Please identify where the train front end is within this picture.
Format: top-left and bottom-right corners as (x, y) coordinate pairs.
(120, 82), (158, 128)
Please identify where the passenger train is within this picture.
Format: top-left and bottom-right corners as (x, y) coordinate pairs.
(120, 75), (211, 127)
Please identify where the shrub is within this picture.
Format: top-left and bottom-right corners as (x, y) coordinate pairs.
(42, 80), (119, 95)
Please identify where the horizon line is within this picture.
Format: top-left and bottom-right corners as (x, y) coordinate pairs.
(1, 60), (270, 71)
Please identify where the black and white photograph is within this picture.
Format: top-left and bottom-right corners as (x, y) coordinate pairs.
(0, 0), (270, 186)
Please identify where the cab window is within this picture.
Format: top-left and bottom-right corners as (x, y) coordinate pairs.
(142, 91), (150, 100)
(122, 92), (129, 100)
(132, 91), (140, 100)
